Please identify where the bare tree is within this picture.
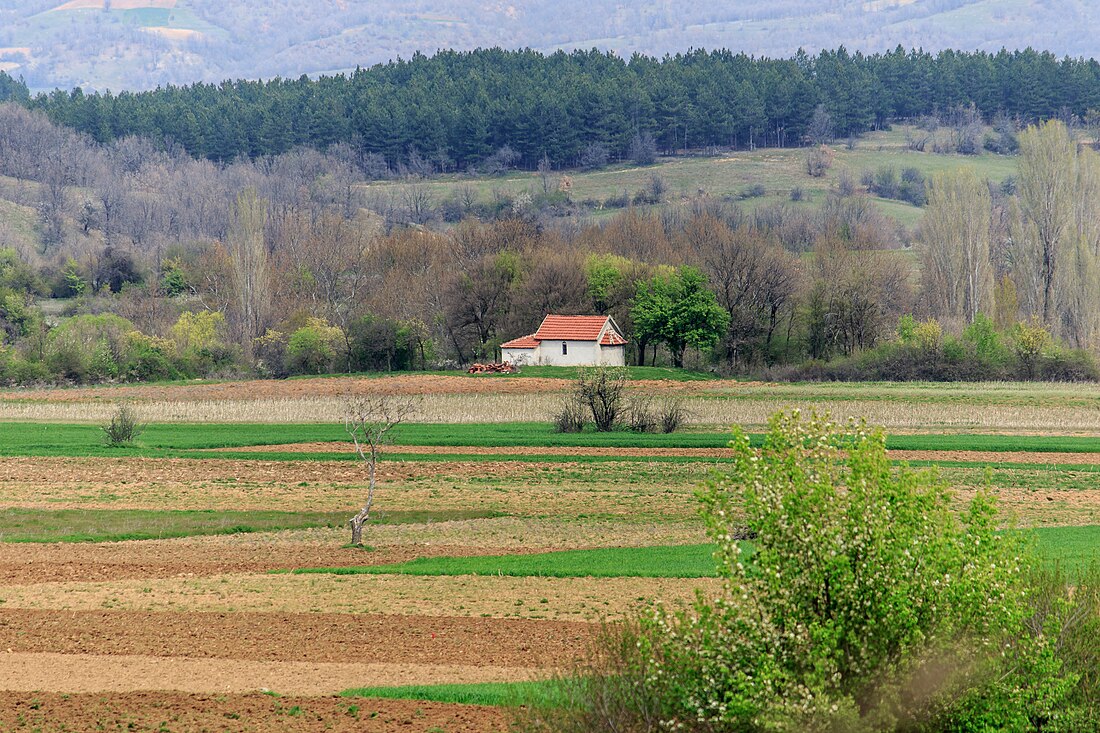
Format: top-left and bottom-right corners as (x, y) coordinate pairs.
(1016, 120), (1074, 326)
(919, 169), (994, 324)
(401, 183), (434, 225)
(537, 154), (553, 194)
(344, 394), (419, 546)
(227, 187), (271, 348)
(805, 104), (834, 146)
(277, 209), (378, 368)
(575, 366), (627, 432)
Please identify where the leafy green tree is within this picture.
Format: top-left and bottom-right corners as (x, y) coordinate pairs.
(631, 266), (728, 368)
(584, 254), (628, 313)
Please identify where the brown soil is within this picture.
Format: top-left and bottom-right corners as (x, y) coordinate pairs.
(221, 442), (736, 457)
(891, 449), (1100, 465)
(0, 454), (498, 486)
(960, 487), (1100, 526)
(3, 573), (714, 621)
(0, 691), (505, 732)
(0, 652), (542, 695)
(0, 374), (718, 403)
(0, 609), (594, 667)
(0, 454), (537, 511)
(208, 444), (1100, 464)
(0, 454), (705, 516)
(0, 541), (536, 585)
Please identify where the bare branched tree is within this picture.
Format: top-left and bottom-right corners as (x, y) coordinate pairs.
(344, 394), (419, 546)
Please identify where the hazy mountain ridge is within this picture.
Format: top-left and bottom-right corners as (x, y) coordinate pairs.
(1, 0), (1097, 91)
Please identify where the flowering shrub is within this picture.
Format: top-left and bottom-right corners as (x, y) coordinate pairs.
(667, 410), (1074, 730)
(524, 411), (1091, 732)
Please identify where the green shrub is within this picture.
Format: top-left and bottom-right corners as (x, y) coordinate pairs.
(962, 313), (1006, 363)
(171, 310), (231, 375)
(101, 404), (145, 446)
(286, 318), (345, 374)
(123, 332), (178, 382)
(533, 412), (1086, 731)
(44, 314), (134, 383)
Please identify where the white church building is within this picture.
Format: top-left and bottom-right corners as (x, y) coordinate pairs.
(501, 315), (628, 367)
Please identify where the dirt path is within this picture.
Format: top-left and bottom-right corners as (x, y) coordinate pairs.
(0, 692), (505, 732)
(0, 609), (595, 667)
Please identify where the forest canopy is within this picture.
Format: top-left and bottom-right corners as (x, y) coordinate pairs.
(3, 46), (1100, 165)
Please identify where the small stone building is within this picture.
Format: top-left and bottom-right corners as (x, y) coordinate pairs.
(501, 315), (628, 367)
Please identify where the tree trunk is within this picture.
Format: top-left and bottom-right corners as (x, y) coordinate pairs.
(349, 446), (378, 545)
(349, 506), (370, 545)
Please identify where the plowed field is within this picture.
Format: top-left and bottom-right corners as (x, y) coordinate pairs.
(0, 374), (1095, 730)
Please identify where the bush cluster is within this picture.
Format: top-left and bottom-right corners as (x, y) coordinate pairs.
(777, 314), (1099, 382)
(255, 314), (428, 379)
(527, 412), (1100, 732)
(863, 165), (927, 206)
(552, 367), (684, 434)
(0, 312), (232, 386)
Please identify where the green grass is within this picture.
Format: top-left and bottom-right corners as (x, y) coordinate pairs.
(293, 527), (1099, 578)
(1032, 525), (1100, 571)
(0, 422), (351, 457)
(358, 126), (1017, 226)
(9, 421), (1100, 460)
(340, 680), (566, 707)
(0, 508), (500, 543)
(293, 543), (721, 578)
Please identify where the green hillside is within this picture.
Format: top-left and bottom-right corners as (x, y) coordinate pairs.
(360, 127), (1017, 227)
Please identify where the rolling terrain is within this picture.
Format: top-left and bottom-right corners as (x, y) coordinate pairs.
(2, 0), (1100, 91)
(0, 370), (1092, 729)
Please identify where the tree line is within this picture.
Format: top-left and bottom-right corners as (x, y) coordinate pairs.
(0, 98), (1098, 385)
(4, 45), (1100, 167)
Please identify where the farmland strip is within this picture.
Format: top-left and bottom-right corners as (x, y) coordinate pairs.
(0, 609), (595, 666)
(0, 692), (505, 732)
(0, 652), (543, 695)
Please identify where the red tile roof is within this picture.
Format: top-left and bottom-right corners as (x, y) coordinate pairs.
(501, 334), (539, 349)
(600, 330), (628, 346)
(533, 315), (614, 342)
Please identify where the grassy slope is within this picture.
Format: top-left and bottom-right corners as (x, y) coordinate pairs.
(360, 127), (1016, 227)
(293, 528), (1098, 577)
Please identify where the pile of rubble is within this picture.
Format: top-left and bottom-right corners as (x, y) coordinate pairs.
(466, 362), (518, 374)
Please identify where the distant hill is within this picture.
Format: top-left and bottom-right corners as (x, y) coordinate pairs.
(2, 0), (1100, 91)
